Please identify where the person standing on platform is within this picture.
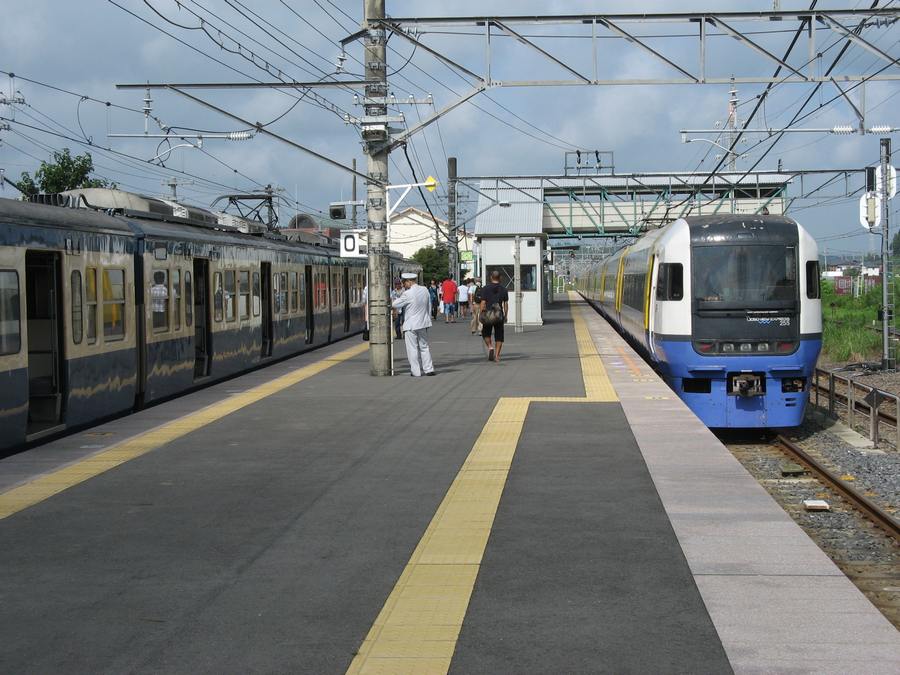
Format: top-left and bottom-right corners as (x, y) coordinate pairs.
(390, 279), (404, 339)
(480, 270), (509, 363)
(470, 280), (483, 334)
(392, 272), (435, 377)
(457, 279), (470, 319)
(428, 279), (439, 320)
(441, 275), (458, 323)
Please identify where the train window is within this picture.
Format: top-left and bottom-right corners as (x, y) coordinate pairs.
(656, 263), (684, 301)
(239, 270), (250, 320)
(280, 272), (288, 314)
(316, 272), (328, 310)
(252, 272), (260, 316)
(86, 267), (98, 344)
(103, 268), (126, 340)
(0, 270), (21, 355)
(298, 269), (306, 312)
(290, 272), (299, 312)
(151, 268), (170, 332)
(806, 261), (820, 299)
(273, 273), (281, 314)
(173, 269), (182, 331)
(71, 270), (83, 345)
(185, 271), (193, 328)
(213, 272), (224, 322)
(224, 270), (236, 322)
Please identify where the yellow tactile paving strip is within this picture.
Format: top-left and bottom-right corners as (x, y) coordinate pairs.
(0, 342), (369, 520)
(346, 294), (616, 674)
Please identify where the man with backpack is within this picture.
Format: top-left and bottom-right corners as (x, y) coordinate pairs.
(480, 270), (509, 363)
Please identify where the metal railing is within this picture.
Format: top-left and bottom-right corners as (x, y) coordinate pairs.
(811, 367), (900, 448)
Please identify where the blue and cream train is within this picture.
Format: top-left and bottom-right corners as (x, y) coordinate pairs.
(0, 189), (419, 454)
(577, 214), (822, 428)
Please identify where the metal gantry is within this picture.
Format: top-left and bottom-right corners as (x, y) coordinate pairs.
(374, 9), (900, 147)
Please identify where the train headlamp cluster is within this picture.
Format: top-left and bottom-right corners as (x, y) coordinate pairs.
(695, 340), (794, 355)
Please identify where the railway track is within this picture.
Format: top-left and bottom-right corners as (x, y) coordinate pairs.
(724, 432), (900, 629)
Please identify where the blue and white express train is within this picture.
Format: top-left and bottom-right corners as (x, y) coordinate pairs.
(577, 215), (822, 428)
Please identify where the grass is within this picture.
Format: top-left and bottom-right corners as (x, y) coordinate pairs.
(821, 279), (888, 363)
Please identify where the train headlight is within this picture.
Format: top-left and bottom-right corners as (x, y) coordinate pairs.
(739, 343), (753, 352)
(722, 343), (735, 352)
(757, 343), (769, 351)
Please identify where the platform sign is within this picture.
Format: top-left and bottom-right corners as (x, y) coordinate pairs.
(875, 165), (897, 200)
(860, 192), (882, 230)
(340, 230), (366, 258)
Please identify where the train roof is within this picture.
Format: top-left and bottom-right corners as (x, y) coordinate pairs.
(0, 194), (417, 265)
(681, 214), (799, 245)
(0, 196), (135, 235)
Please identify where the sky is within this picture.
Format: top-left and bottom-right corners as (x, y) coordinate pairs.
(0, 0), (898, 255)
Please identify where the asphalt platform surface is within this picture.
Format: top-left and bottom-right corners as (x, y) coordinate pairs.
(1, 301), (727, 673)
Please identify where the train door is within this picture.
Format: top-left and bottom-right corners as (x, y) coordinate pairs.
(25, 251), (64, 437)
(305, 266), (314, 343)
(260, 262), (273, 357)
(343, 267), (350, 333)
(193, 259), (211, 379)
(645, 255), (658, 359)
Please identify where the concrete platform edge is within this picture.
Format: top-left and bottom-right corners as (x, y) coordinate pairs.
(576, 299), (900, 674)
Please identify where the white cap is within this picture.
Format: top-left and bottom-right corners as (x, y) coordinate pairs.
(401, 272), (417, 280)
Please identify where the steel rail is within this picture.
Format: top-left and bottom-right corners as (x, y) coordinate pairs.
(774, 434), (900, 542)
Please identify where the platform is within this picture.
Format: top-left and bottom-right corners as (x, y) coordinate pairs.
(1, 297), (898, 674)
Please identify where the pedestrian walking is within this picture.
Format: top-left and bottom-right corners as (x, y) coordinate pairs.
(428, 279), (439, 320)
(470, 280), (483, 334)
(392, 272), (435, 377)
(480, 270), (509, 363)
(441, 275), (458, 323)
(457, 279), (470, 319)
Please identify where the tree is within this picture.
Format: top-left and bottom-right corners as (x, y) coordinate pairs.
(411, 245), (450, 283)
(15, 148), (112, 198)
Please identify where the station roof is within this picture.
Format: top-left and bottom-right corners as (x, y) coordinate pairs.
(474, 181), (544, 236)
(473, 172), (793, 236)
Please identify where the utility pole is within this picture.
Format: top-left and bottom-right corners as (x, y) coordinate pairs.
(351, 158), (358, 226)
(364, 0), (391, 376)
(448, 156), (458, 280)
(880, 137), (892, 370)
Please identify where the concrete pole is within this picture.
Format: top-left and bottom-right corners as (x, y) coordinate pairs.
(448, 156), (458, 280)
(351, 158), (358, 226)
(514, 235), (523, 333)
(364, 0), (391, 376)
(880, 137), (892, 370)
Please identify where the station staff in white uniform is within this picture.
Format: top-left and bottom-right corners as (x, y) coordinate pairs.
(392, 272), (435, 377)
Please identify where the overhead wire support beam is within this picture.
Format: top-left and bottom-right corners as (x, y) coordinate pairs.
(385, 9), (898, 26)
(380, 21), (484, 82)
(819, 14), (900, 67)
(598, 18), (698, 83)
(378, 8), (899, 87)
(117, 81), (374, 90)
(709, 16), (810, 81)
(492, 20), (592, 83)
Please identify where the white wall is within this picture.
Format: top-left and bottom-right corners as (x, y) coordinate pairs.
(479, 236), (544, 325)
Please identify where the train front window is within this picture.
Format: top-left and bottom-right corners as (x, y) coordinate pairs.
(693, 245), (797, 307)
